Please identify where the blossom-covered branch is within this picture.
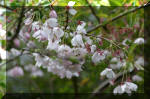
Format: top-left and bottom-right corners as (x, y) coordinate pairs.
(5, 1), (145, 94)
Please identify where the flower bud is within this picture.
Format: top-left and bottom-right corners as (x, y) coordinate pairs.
(7, 66), (24, 77)
(13, 39), (20, 47)
(49, 10), (57, 18)
(25, 32), (30, 39)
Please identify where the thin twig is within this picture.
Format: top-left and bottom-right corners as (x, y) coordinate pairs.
(85, 0), (109, 33)
(85, 0), (100, 23)
(87, 3), (150, 33)
(0, 50), (24, 68)
(86, 34), (121, 49)
(9, 6), (25, 42)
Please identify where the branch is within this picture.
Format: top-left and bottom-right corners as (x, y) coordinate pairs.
(87, 3), (150, 33)
(85, 0), (100, 23)
(10, 6), (25, 41)
(0, 50), (25, 68)
(85, 0), (109, 33)
(90, 70), (136, 98)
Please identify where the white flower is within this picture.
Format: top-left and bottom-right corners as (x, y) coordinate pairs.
(113, 85), (124, 95)
(127, 63), (135, 72)
(134, 57), (144, 70)
(72, 48), (87, 58)
(110, 57), (125, 70)
(114, 82), (138, 95)
(44, 18), (58, 27)
(32, 21), (41, 31)
(68, 1), (77, 15)
(71, 34), (84, 47)
(53, 27), (64, 39)
(122, 82), (138, 94)
(90, 45), (96, 53)
(47, 59), (82, 79)
(135, 57), (144, 66)
(27, 41), (36, 48)
(122, 39), (130, 46)
(76, 21), (86, 34)
(68, 1), (75, 6)
(0, 29), (6, 40)
(33, 53), (51, 68)
(0, 47), (6, 60)
(24, 17), (33, 25)
(10, 48), (21, 56)
(33, 53), (44, 67)
(31, 70), (43, 77)
(84, 37), (92, 45)
(47, 39), (60, 50)
(33, 29), (49, 41)
(100, 68), (116, 79)
(132, 75), (142, 82)
(57, 45), (72, 58)
(134, 37), (144, 44)
(24, 64), (43, 77)
(69, 8), (77, 15)
(7, 66), (24, 77)
(92, 52), (105, 63)
(103, 50), (111, 56)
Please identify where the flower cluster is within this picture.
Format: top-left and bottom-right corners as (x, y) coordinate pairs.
(113, 82), (138, 95)
(19, 1), (144, 94)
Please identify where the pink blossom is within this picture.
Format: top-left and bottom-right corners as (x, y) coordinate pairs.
(49, 10), (57, 18)
(7, 66), (24, 77)
(13, 39), (20, 47)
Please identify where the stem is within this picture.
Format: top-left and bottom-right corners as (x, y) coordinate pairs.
(86, 34), (128, 58)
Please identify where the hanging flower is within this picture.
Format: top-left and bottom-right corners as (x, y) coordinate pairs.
(44, 18), (58, 28)
(67, 1), (77, 15)
(57, 45), (72, 58)
(134, 37), (144, 44)
(47, 39), (60, 50)
(49, 10), (57, 18)
(71, 34), (85, 47)
(76, 21), (86, 34)
(90, 45), (96, 53)
(132, 75), (142, 82)
(0, 47), (6, 60)
(121, 82), (138, 94)
(7, 66), (24, 77)
(53, 27), (64, 39)
(100, 68), (116, 79)
(113, 85), (125, 95)
(92, 51), (105, 63)
(24, 17), (33, 25)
